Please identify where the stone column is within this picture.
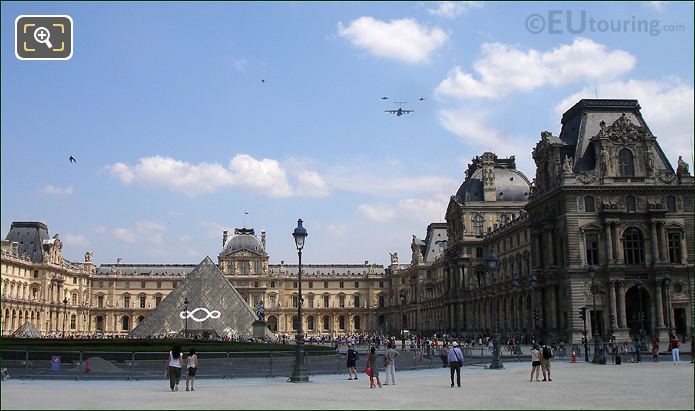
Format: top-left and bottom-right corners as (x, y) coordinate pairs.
(659, 222), (669, 263)
(605, 223), (614, 264)
(544, 229), (554, 267)
(617, 281), (627, 329)
(614, 223), (624, 264)
(651, 222), (660, 263)
(608, 281), (618, 330)
(680, 232), (688, 264)
(654, 281), (665, 328)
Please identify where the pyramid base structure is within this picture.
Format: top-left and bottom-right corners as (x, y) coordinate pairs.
(129, 257), (258, 339)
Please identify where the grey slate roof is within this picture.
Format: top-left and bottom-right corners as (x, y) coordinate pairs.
(4, 222), (49, 263)
(129, 257), (257, 338)
(222, 233), (265, 255)
(268, 264), (386, 277)
(455, 167), (531, 203)
(422, 223), (448, 263)
(95, 264), (195, 276)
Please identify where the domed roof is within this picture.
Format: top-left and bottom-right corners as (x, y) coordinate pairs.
(223, 233), (264, 254)
(455, 167), (531, 204)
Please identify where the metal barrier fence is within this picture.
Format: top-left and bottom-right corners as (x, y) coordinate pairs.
(1, 348), (488, 380)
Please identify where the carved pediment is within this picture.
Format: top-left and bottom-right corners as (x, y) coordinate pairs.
(596, 114), (651, 143)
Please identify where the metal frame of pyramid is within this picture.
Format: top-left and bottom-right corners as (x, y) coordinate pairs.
(11, 321), (41, 338)
(129, 257), (258, 338)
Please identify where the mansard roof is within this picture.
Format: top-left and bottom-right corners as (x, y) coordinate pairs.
(4, 221), (49, 263)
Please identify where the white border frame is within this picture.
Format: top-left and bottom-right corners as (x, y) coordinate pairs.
(15, 14), (73, 61)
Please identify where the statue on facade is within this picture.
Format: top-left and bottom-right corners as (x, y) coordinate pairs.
(600, 148), (609, 176)
(562, 155), (574, 174)
(645, 150), (656, 176)
(677, 155), (690, 176)
(389, 252), (399, 265)
(84, 251), (93, 263)
(256, 300), (265, 322)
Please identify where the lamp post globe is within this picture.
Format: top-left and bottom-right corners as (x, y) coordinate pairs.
(289, 219), (310, 383)
(485, 250), (503, 370)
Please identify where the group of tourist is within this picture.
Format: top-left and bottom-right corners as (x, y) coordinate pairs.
(165, 344), (198, 392)
(530, 343), (554, 382)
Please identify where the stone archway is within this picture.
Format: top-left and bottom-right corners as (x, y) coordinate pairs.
(625, 285), (651, 337)
(267, 315), (278, 332)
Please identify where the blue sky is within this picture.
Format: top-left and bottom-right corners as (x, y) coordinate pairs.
(2, 1), (693, 266)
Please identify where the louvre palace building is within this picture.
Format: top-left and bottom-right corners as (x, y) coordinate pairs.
(1, 99), (693, 345)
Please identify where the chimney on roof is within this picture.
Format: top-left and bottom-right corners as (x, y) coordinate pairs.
(482, 152), (496, 202)
(222, 229), (228, 247)
(261, 230), (267, 250)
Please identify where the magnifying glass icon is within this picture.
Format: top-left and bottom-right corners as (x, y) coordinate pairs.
(34, 27), (53, 49)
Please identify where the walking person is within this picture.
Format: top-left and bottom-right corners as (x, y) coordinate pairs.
(346, 343), (358, 380)
(447, 341), (464, 388)
(366, 345), (382, 388)
(651, 338), (659, 362)
(166, 344), (184, 391)
(634, 337), (642, 363)
(530, 344), (542, 382)
(383, 342), (399, 385)
(670, 336), (680, 363)
(185, 348), (198, 391)
(540, 343), (553, 381)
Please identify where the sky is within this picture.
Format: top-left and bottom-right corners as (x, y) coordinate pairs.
(1, 1), (693, 266)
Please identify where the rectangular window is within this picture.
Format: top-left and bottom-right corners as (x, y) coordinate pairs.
(155, 296), (162, 306)
(97, 295), (104, 308)
(34, 270), (39, 278)
(125, 281), (130, 289)
(426, 270), (432, 279)
(124, 296), (130, 308)
(309, 282), (313, 289)
(323, 281), (328, 288)
(70, 315), (76, 330)
(379, 281), (384, 288)
(172, 282), (178, 288)
(323, 295), (330, 308)
(72, 277), (78, 284)
(308, 296), (314, 308)
(585, 234), (600, 266)
(98, 281), (104, 288)
(354, 295), (360, 308)
(156, 281), (162, 289)
(339, 295), (345, 308)
(378, 295), (385, 308)
(254, 281), (259, 288)
(339, 281), (344, 289)
(270, 281), (276, 288)
(401, 278), (405, 285)
(141, 281), (146, 288)
(354, 281), (359, 288)
(139, 296), (146, 308)
(476, 247), (483, 258)
(293, 281), (298, 288)
(292, 295), (298, 308)
(668, 233), (682, 263)
(269, 295), (276, 307)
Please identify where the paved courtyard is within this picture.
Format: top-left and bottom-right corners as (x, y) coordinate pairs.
(1, 361), (692, 409)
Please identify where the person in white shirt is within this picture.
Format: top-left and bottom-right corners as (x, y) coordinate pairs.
(185, 348), (198, 391)
(167, 344), (183, 391)
(383, 341), (399, 385)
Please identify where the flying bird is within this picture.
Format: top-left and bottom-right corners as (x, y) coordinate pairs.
(381, 96), (389, 100)
(69, 156), (76, 163)
(418, 97), (426, 101)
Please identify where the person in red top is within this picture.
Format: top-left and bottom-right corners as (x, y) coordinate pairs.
(651, 338), (659, 362)
(670, 336), (680, 363)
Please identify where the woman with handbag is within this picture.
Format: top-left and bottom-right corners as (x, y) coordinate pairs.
(366, 345), (382, 388)
(166, 344), (184, 391)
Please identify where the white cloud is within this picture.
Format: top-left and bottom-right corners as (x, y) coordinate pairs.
(93, 226), (107, 234)
(199, 221), (226, 240)
(357, 204), (398, 222)
(438, 108), (508, 147)
(232, 57), (248, 71)
(436, 37), (636, 99)
(555, 78), (694, 163)
(428, 1), (483, 18)
(104, 154), (328, 198)
(112, 220), (166, 244)
(338, 17), (448, 64)
(40, 185), (74, 196)
(63, 234), (90, 248)
(113, 228), (136, 243)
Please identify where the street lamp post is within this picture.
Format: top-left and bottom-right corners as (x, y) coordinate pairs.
(289, 219), (309, 383)
(511, 276), (523, 354)
(587, 265), (605, 364)
(486, 250), (503, 369)
(62, 296), (68, 338)
(183, 297), (189, 339)
(529, 272), (538, 339)
(635, 279), (645, 341)
(663, 273), (673, 338)
(580, 306), (589, 362)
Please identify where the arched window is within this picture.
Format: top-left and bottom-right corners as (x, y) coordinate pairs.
(322, 316), (330, 331)
(137, 315), (145, 324)
(267, 316), (278, 332)
(70, 314), (77, 330)
(354, 316), (361, 330)
(338, 315), (345, 330)
(121, 316), (129, 331)
(666, 196), (676, 212)
(307, 316), (315, 331)
(473, 215), (484, 236)
(618, 149), (635, 176)
(291, 315), (298, 331)
(584, 196), (595, 212)
(96, 316), (104, 331)
(623, 227), (644, 265)
(378, 295), (385, 308)
(626, 196), (636, 212)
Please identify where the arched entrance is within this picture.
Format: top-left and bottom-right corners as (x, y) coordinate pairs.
(625, 285), (651, 337)
(267, 315), (278, 332)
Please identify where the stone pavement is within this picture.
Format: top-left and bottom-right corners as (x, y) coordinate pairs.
(1, 361), (692, 409)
